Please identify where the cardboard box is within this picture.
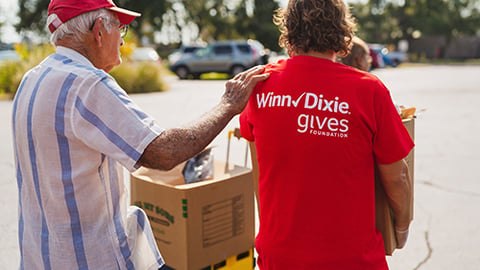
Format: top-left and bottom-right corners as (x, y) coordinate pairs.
(375, 118), (415, 255)
(131, 161), (255, 270)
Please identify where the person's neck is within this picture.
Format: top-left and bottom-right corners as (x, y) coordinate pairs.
(56, 40), (90, 59)
(295, 50), (336, 61)
(56, 39), (105, 71)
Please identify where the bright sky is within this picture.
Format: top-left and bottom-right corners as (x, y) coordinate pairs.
(0, 0), (20, 43)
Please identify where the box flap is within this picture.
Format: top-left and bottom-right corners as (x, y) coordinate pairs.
(131, 161), (252, 189)
(132, 163), (186, 186)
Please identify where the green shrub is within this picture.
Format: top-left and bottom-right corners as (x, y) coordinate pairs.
(110, 61), (169, 94)
(0, 61), (24, 98)
(0, 44), (55, 99)
(0, 43), (168, 99)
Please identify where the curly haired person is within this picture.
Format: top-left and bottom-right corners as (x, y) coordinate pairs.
(239, 0), (414, 269)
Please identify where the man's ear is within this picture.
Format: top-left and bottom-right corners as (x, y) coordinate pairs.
(91, 18), (103, 45)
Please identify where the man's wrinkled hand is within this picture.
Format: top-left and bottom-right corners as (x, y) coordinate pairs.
(222, 65), (270, 114)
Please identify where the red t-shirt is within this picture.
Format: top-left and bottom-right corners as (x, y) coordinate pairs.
(240, 56), (414, 270)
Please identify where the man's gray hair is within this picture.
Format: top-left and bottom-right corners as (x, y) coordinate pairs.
(48, 8), (115, 44)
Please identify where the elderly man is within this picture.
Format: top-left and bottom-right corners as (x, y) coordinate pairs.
(12, 0), (269, 269)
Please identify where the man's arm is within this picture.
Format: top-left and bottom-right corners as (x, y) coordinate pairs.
(377, 159), (412, 249)
(137, 66), (269, 171)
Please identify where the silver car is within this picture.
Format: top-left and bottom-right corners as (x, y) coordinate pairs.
(169, 40), (258, 79)
(167, 44), (206, 65)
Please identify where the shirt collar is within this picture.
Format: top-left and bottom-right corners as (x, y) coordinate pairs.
(55, 46), (94, 67)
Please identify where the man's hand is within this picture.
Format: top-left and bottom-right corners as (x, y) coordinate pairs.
(137, 65), (269, 171)
(221, 65), (270, 115)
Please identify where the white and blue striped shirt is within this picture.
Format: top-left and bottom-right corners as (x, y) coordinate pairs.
(12, 46), (165, 270)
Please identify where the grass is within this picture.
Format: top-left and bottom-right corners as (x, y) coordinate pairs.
(200, 72), (231, 80)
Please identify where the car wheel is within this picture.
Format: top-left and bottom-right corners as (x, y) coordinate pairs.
(175, 66), (189, 80)
(230, 65), (245, 77)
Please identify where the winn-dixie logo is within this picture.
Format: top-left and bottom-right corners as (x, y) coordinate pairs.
(256, 92), (350, 138)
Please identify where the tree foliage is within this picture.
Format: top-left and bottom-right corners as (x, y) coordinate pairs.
(117, 0), (171, 37)
(13, 0), (281, 51)
(169, 0), (280, 50)
(16, 0), (49, 36)
(249, 0), (281, 51)
(352, 0), (480, 45)
(11, 0), (480, 53)
(182, 0), (240, 41)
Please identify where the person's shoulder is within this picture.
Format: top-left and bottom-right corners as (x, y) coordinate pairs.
(68, 60), (109, 80)
(264, 57), (289, 73)
(51, 49), (110, 81)
(335, 62), (377, 80)
(335, 63), (389, 93)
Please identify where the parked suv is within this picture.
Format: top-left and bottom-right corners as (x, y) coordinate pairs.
(167, 44), (205, 65)
(169, 40), (258, 79)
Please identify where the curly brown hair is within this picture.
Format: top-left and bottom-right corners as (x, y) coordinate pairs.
(274, 0), (356, 56)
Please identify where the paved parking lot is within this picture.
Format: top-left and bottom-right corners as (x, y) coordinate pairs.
(1, 65), (479, 269)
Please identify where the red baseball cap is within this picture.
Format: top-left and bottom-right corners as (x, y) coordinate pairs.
(47, 0), (141, 33)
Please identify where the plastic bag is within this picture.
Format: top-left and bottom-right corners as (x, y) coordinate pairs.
(182, 148), (214, 184)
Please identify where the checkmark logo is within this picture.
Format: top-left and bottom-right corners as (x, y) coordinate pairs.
(292, 92), (305, 107)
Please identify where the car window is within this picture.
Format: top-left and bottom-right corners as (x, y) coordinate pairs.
(213, 45), (233, 55)
(196, 47), (211, 57)
(236, 44), (251, 54)
(184, 47), (199, 53)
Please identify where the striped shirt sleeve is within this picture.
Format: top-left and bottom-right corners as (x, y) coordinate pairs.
(70, 74), (164, 171)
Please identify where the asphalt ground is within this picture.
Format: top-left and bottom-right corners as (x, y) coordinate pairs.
(1, 65), (479, 269)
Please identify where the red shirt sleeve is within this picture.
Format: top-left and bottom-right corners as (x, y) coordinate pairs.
(372, 83), (414, 164)
(239, 99), (254, 142)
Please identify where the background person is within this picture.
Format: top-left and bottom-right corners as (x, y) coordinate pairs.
(338, 35), (372, 72)
(339, 36), (404, 114)
(12, 0), (269, 269)
(239, 0), (414, 269)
